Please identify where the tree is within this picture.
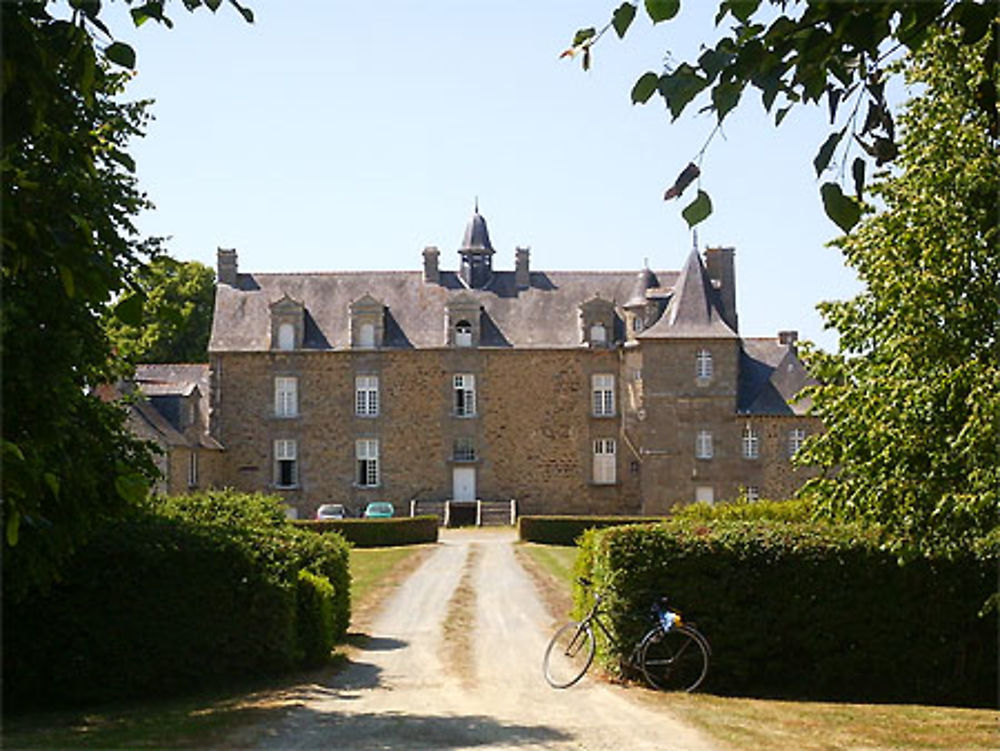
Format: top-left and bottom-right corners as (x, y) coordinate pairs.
(795, 29), (999, 556)
(1, 1), (249, 599)
(564, 1), (997, 230)
(105, 257), (216, 363)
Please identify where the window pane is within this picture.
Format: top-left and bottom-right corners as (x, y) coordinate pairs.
(696, 349), (713, 379)
(278, 323), (295, 351)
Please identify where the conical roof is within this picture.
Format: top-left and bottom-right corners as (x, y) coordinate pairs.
(460, 205), (494, 254)
(625, 267), (659, 308)
(638, 249), (737, 339)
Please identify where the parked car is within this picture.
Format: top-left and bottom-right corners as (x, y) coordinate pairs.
(316, 503), (347, 520)
(363, 502), (394, 519)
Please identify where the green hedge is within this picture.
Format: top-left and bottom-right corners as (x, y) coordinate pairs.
(576, 520), (998, 707)
(297, 515), (439, 548)
(3, 491), (351, 709)
(518, 515), (663, 546)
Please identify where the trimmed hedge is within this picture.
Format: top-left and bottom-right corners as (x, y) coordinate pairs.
(3, 491), (352, 710)
(518, 515), (663, 546)
(576, 520), (998, 707)
(297, 515), (439, 548)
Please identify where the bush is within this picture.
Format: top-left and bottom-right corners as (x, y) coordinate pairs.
(297, 516), (438, 548)
(296, 569), (336, 667)
(670, 497), (814, 523)
(3, 491), (353, 710)
(576, 520), (997, 707)
(518, 515), (661, 546)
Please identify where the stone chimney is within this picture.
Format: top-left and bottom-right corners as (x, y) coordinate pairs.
(778, 330), (799, 347)
(704, 246), (738, 333)
(423, 246), (440, 284)
(515, 246), (530, 290)
(217, 247), (238, 286)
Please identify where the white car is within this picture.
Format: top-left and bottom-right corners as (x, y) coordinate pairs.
(316, 503), (347, 520)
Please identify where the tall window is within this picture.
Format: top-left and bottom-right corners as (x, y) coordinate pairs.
(355, 375), (379, 417)
(695, 430), (714, 459)
(592, 374), (615, 416)
(452, 437), (476, 462)
(788, 428), (806, 457)
(278, 323), (295, 351)
(356, 439), (379, 487)
(696, 349), (713, 380)
(455, 320), (473, 347)
(744, 485), (761, 502)
(274, 376), (298, 417)
(358, 322), (376, 349)
(187, 451), (198, 488)
(454, 374), (476, 417)
(593, 439), (616, 484)
(742, 425), (759, 459)
(274, 439), (298, 488)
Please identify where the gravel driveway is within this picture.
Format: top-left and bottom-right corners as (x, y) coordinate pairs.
(238, 528), (719, 750)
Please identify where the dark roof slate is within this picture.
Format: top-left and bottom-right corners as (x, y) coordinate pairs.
(637, 249), (737, 339)
(738, 339), (816, 416)
(209, 269), (678, 352)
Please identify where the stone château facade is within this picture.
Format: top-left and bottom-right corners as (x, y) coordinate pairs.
(166, 207), (819, 519)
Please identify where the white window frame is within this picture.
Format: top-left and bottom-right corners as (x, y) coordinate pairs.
(355, 375), (379, 417)
(454, 374), (476, 417)
(452, 437), (476, 462)
(592, 438), (617, 485)
(277, 323), (295, 351)
(789, 428), (806, 457)
(591, 374), (615, 417)
(187, 451), (198, 488)
(696, 349), (713, 381)
(744, 485), (761, 502)
(695, 430), (714, 460)
(455, 320), (473, 348)
(274, 376), (298, 418)
(358, 322), (376, 349)
(355, 438), (380, 487)
(742, 425), (759, 459)
(590, 323), (607, 345)
(274, 439), (298, 488)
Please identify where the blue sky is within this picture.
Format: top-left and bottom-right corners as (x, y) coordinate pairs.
(106, 0), (862, 351)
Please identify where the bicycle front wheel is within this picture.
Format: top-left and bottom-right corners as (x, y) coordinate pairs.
(543, 621), (595, 688)
(639, 624), (710, 692)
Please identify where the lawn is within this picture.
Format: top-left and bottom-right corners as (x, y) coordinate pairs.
(518, 542), (1000, 751)
(1, 543), (431, 750)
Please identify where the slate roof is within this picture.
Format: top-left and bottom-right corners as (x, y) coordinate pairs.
(209, 269), (679, 352)
(637, 249), (737, 339)
(738, 338), (817, 416)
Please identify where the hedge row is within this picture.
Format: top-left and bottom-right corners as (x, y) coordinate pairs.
(576, 520), (998, 707)
(518, 515), (663, 546)
(297, 515), (439, 547)
(3, 492), (351, 709)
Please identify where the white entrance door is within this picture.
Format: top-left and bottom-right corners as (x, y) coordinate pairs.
(452, 467), (476, 501)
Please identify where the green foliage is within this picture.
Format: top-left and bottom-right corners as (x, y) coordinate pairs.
(296, 569), (336, 667)
(565, 1), (998, 231)
(577, 521), (998, 706)
(104, 257), (216, 363)
(3, 490), (350, 709)
(1, 3), (161, 600)
(799, 31), (1000, 557)
(517, 515), (661, 546)
(670, 497), (814, 523)
(297, 516), (439, 549)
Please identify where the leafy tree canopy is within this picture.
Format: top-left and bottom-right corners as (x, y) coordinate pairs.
(564, 1), (997, 231)
(105, 257), (216, 363)
(2, 0), (249, 599)
(796, 29), (999, 557)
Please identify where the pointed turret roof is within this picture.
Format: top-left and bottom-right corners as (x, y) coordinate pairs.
(625, 266), (659, 308)
(460, 203), (494, 254)
(638, 249), (737, 339)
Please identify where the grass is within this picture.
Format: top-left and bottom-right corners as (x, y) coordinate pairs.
(518, 542), (1000, 751)
(2, 543), (433, 750)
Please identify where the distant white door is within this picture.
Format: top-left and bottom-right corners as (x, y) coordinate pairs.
(453, 467), (476, 501)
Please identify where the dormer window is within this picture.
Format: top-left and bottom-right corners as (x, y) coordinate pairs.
(350, 294), (385, 349)
(579, 296), (616, 348)
(455, 320), (473, 347)
(270, 294), (304, 351)
(446, 294), (481, 348)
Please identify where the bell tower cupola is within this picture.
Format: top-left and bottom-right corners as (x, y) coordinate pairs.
(458, 200), (495, 289)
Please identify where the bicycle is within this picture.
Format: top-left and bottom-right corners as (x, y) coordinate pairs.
(543, 577), (711, 692)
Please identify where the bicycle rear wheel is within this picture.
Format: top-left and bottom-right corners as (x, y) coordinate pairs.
(639, 624), (710, 692)
(543, 621), (595, 688)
